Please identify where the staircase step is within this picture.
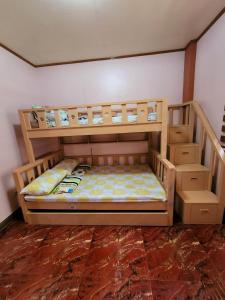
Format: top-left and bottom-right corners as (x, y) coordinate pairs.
(168, 143), (200, 165)
(176, 164), (210, 191)
(176, 190), (220, 224)
(168, 125), (192, 144)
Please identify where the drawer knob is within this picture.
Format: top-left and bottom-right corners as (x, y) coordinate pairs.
(191, 177), (198, 180)
(182, 151), (189, 155)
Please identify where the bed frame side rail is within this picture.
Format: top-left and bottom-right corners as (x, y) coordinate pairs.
(13, 150), (63, 222)
(149, 149), (175, 225)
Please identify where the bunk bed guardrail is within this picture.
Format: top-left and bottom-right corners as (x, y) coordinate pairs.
(20, 99), (165, 131)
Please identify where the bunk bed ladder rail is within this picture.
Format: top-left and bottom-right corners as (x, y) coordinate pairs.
(168, 101), (225, 222)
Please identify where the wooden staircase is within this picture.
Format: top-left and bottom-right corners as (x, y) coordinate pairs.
(167, 102), (225, 224)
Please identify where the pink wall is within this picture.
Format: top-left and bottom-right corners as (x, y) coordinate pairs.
(0, 47), (58, 223)
(195, 13), (225, 138)
(37, 52), (184, 173)
(37, 52), (184, 106)
(0, 47), (39, 222)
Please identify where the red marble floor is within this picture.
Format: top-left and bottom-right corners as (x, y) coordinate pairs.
(0, 221), (224, 300)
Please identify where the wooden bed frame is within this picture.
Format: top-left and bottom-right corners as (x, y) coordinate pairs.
(13, 150), (175, 226)
(19, 99), (168, 162)
(14, 99), (175, 226)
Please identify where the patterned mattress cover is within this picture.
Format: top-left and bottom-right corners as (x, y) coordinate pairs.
(25, 164), (167, 203)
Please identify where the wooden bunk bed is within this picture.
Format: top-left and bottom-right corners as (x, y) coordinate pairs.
(14, 99), (175, 226)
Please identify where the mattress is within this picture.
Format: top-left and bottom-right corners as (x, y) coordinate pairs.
(25, 164), (166, 203)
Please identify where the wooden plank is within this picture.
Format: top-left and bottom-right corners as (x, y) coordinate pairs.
(20, 99), (163, 113)
(36, 111), (47, 129)
(160, 101), (168, 158)
(28, 123), (162, 138)
(19, 111), (35, 162)
(137, 103), (148, 123)
(27, 212), (170, 226)
(102, 105), (112, 124)
(26, 200), (167, 211)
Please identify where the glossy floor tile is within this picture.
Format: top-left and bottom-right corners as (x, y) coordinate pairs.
(0, 221), (224, 299)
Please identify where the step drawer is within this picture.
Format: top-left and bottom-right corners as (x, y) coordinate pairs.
(174, 146), (200, 165)
(190, 204), (218, 224)
(177, 171), (209, 191)
(168, 126), (190, 144)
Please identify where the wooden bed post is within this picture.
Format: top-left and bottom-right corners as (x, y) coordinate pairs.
(20, 111), (35, 163)
(160, 100), (168, 159)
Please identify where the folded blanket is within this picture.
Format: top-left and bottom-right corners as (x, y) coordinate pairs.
(53, 175), (82, 194)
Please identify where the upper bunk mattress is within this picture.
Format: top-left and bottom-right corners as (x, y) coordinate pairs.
(25, 164), (166, 202)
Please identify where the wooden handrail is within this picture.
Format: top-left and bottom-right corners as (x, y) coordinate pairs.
(192, 101), (225, 165)
(168, 101), (225, 165)
(168, 101), (193, 109)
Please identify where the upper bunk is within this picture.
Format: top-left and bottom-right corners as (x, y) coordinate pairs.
(19, 99), (168, 163)
(19, 99), (168, 138)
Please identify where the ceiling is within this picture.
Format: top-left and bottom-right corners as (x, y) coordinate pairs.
(0, 0), (224, 66)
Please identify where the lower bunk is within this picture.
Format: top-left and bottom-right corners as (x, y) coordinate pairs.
(13, 151), (175, 226)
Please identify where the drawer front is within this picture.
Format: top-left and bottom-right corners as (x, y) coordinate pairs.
(169, 127), (190, 144)
(190, 204), (218, 224)
(175, 146), (200, 165)
(181, 171), (209, 191)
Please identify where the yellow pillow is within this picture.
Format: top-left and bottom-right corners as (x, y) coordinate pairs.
(21, 169), (67, 195)
(53, 159), (79, 175)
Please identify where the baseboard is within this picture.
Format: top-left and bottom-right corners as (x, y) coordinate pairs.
(0, 208), (22, 232)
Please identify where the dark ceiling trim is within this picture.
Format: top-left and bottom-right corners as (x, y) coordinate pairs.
(0, 42), (35, 67)
(196, 6), (225, 41)
(36, 48), (185, 68)
(0, 6), (224, 68)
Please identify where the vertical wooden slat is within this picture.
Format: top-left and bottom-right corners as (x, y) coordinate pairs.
(217, 163), (225, 222)
(121, 104), (127, 123)
(188, 103), (195, 142)
(137, 103), (148, 123)
(160, 101), (168, 159)
(168, 109), (173, 126)
(208, 148), (215, 190)
(156, 102), (162, 122)
(102, 105), (112, 124)
(24, 112), (31, 129)
(37, 165), (42, 176)
(185, 105), (190, 125)
(37, 111), (47, 129)
(54, 110), (61, 128)
(87, 107), (93, 125)
(199, 126), (206, 163)
(68, 108), (78, 127)
(26, 169), (35, 183)
(20, 111), (35, 163)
